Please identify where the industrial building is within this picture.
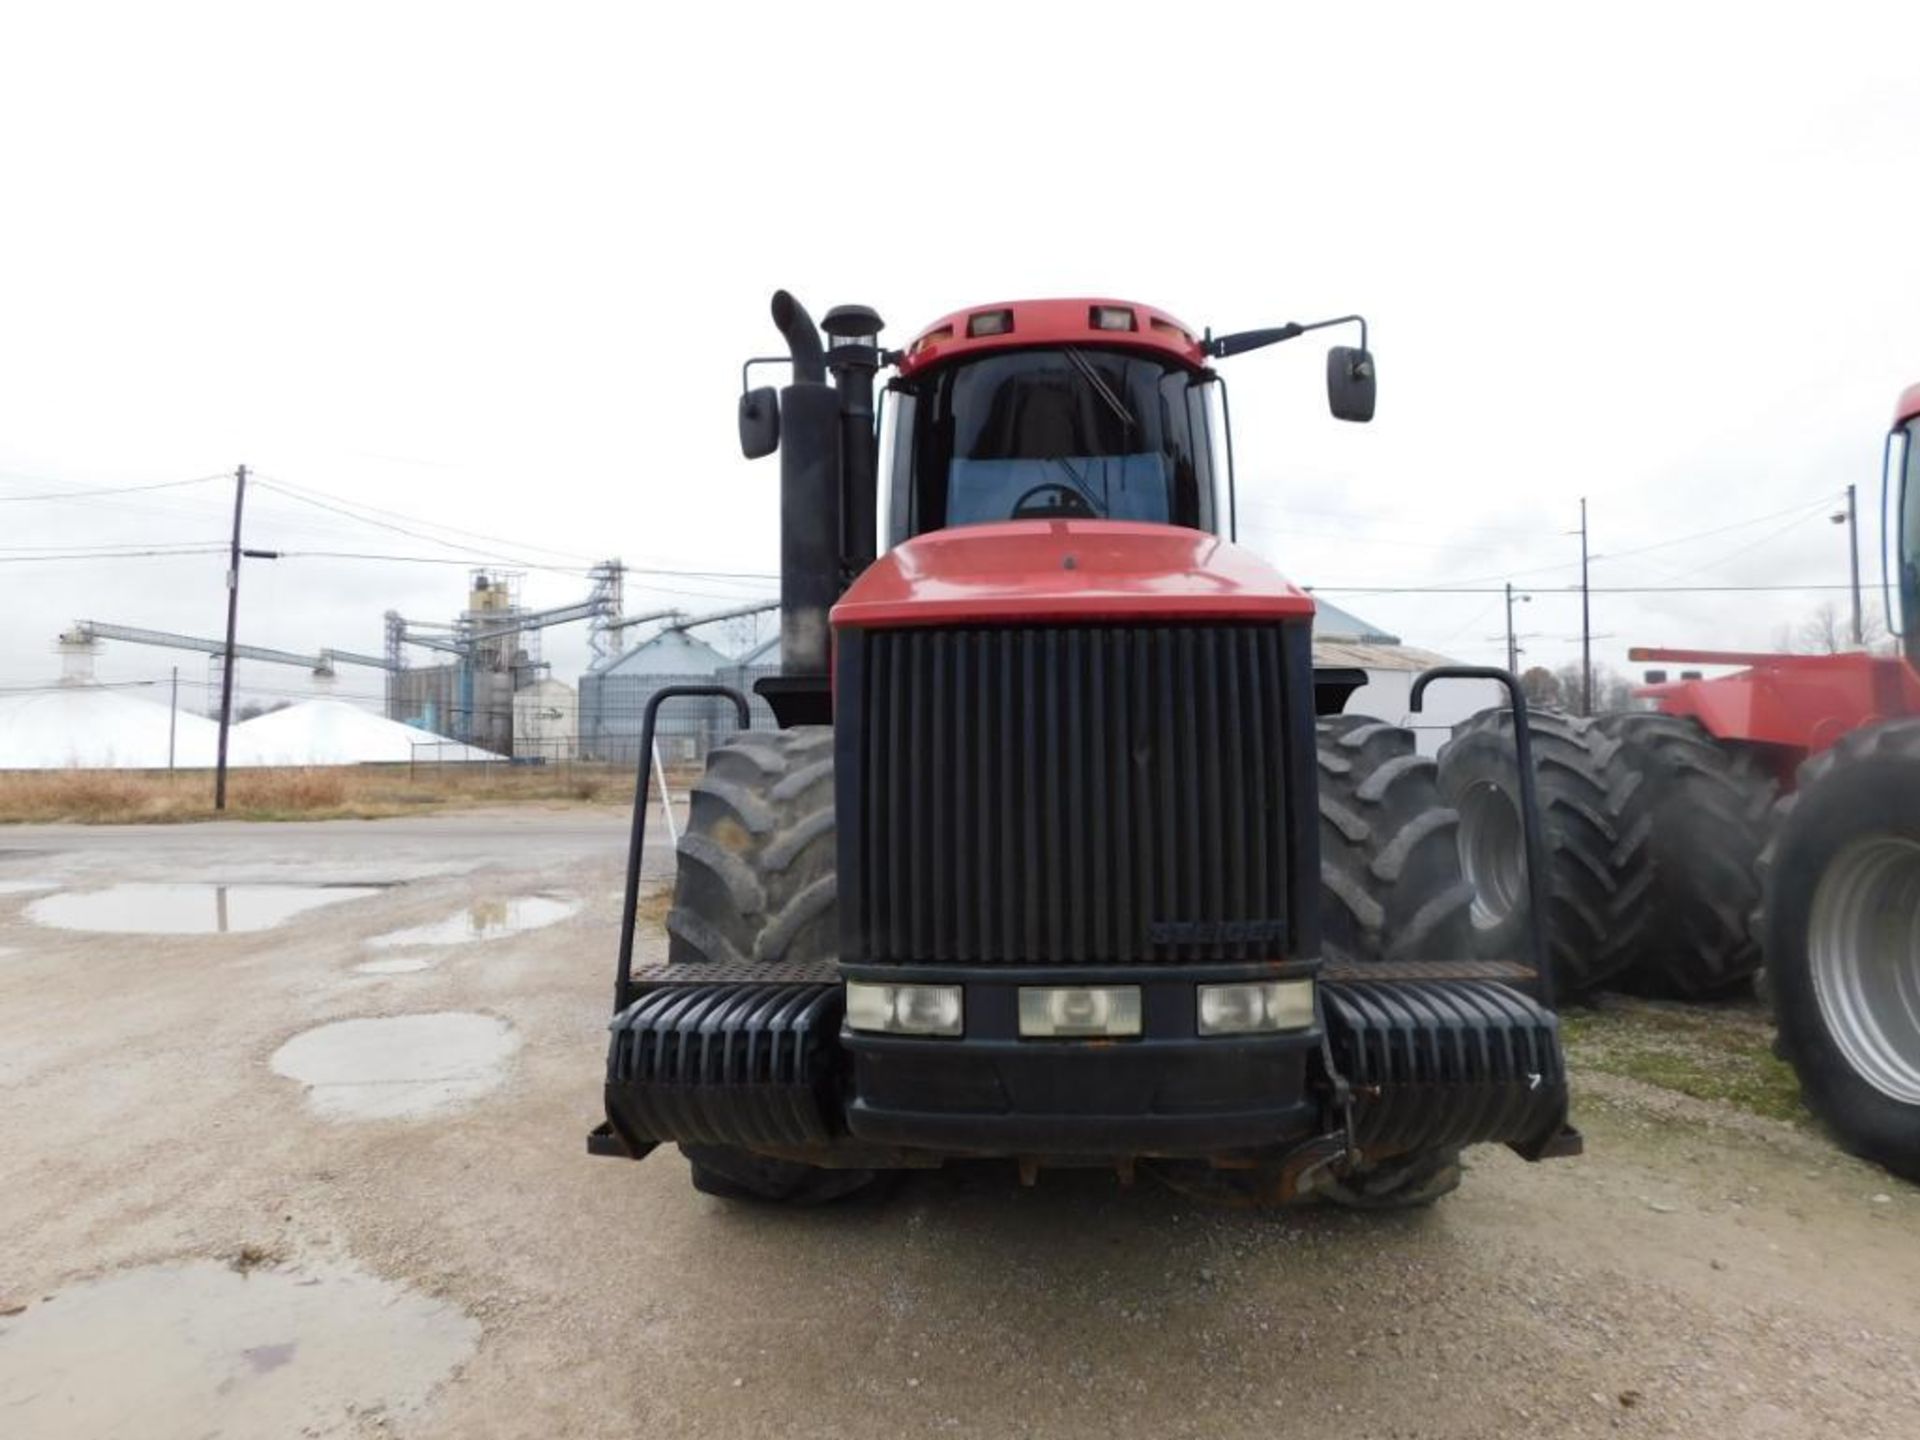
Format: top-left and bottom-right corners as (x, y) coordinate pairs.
(511, 678), (579, 762)
(1309, 598), (1499, 753)
(580, 626), (734, 764)
(23, 567), (1482, 771)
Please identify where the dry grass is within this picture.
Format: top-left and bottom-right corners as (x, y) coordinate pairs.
(634, 884), (675, 928)
(0, 762), (674, 824)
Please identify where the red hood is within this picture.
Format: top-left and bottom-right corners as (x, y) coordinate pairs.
(831, 521), (1314, 629)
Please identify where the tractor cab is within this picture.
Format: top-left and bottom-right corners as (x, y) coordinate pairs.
(881, 301), (1227, 542)
(1889, 386), (1920, 668)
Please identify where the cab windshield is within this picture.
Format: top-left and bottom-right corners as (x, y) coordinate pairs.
(887, 348), (1218, 543)
(1899, 418), (1919, 648)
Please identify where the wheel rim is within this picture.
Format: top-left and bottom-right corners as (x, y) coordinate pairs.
(1457, 780), (1525, 931)
(1809, 835), (1920, 1104)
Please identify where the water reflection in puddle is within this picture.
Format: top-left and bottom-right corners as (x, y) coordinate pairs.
(24, 883), (383, 935)
(366, 895), (577, 949)
(0, 1258), (476, 1440)
(271, 1012), (519, 1120)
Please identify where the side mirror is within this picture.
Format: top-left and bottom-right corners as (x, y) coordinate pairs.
(738, 386), (780, 459)
(1327, 346), (1376, 423)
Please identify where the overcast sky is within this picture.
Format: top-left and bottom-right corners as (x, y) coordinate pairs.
(3, 3), (1916, 715)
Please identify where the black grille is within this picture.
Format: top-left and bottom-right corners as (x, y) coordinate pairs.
(837, 622), (1312, 964)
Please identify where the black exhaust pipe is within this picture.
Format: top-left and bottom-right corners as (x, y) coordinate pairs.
(771, 289), (826, 385)
(769, 291), (838, 684)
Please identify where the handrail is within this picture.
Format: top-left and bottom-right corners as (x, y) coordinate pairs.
(1409, 666), (1555, 1008)
(612, 684), (752, 1014)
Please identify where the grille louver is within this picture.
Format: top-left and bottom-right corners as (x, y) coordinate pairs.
(839, 623), (1306, 964)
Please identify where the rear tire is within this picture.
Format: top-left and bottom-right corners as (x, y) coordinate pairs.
(1762, 719), (1920, 1182)
(1437, 708), (1646, 998)
(1594, 713), (1776, 998)
(1316, 715), (1475, 968)
(1315, 715), (1471, 1208)
(663, 727), (882, 1204)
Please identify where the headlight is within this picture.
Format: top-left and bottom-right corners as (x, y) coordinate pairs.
(1197, 979), (1315, 1035)
(845, 981), (963, 1037)
(1017, 986), (1143, 1038)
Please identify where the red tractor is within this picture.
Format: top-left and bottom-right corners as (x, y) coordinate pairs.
(1619, 386), (1920, 1179)
(1439, 388), (1920, 1180)
(588, 291), (1580, 1206)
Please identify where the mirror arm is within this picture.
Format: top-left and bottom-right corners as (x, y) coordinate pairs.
(1204, 314), (1368, 360)
(740, 355), (792, 396)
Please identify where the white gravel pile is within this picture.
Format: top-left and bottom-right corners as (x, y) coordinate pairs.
(230, 698), (497, 766)
(0, 684), (219, 770)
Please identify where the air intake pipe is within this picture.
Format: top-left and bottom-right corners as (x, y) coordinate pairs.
(769, 290), (839, 679)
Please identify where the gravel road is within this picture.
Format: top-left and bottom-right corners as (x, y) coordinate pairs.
(2, 810), (1916, 1439)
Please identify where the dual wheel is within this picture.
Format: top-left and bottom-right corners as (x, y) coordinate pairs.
(1439, 707), (1920, 1181)
(664, 716), (1478, 1208)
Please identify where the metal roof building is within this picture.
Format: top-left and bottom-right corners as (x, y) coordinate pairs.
(580, 627), (734, 763)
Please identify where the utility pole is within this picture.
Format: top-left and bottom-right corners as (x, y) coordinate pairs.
(1504, 583), (1519, 673)
(1579, 497), (1593, 716)
(168, 666), (179, 771)
(214, 464), (247, 810)
(1838, 483), (1864, 648)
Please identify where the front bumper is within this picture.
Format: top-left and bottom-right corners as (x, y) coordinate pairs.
(594, 957), (1576, 1168)
(842, 963), (1319, 1155)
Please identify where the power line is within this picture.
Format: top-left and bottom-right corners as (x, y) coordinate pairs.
(1310, 489), (1847, 593)
(0, 472), (228, 504)
(272, 549), (778, 580)
(0, 538), (228, 553)
(0, 546), (228, 564)
(250, 478), (582, 571)
(1591, 493), (1843, 567)
(252, 474), (605, 568)
(1238, 496), (1566, 539)
(259, 473), (601, 564)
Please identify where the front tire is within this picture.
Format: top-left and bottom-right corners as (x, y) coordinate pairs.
(663, 727), (882, 1203)
(1763, 719), (1920, 1182)
(1315, 715), (1473, 1207)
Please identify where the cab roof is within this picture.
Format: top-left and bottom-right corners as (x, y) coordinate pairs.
(897, 298), (1208, 379)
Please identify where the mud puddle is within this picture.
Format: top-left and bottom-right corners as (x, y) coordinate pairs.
(0, 1257), (475, 1439)
(24, 882), (384, 935)
(365, 894), (577, 950)
(353, 956), (434, 976)
(270, 1012), (520, 1120)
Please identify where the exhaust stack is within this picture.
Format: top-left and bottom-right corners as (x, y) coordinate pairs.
(769, 291), (839, 683)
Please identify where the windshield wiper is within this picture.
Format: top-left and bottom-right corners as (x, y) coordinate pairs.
(1063, 348), (1139, 439)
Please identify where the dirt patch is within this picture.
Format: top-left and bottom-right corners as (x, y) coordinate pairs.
(1563, 995), (1805, 1123)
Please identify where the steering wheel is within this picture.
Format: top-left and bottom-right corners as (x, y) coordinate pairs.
(1010, 482), (1096, 520)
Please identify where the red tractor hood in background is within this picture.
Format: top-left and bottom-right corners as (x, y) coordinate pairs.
(831, 521), (1315, 630)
